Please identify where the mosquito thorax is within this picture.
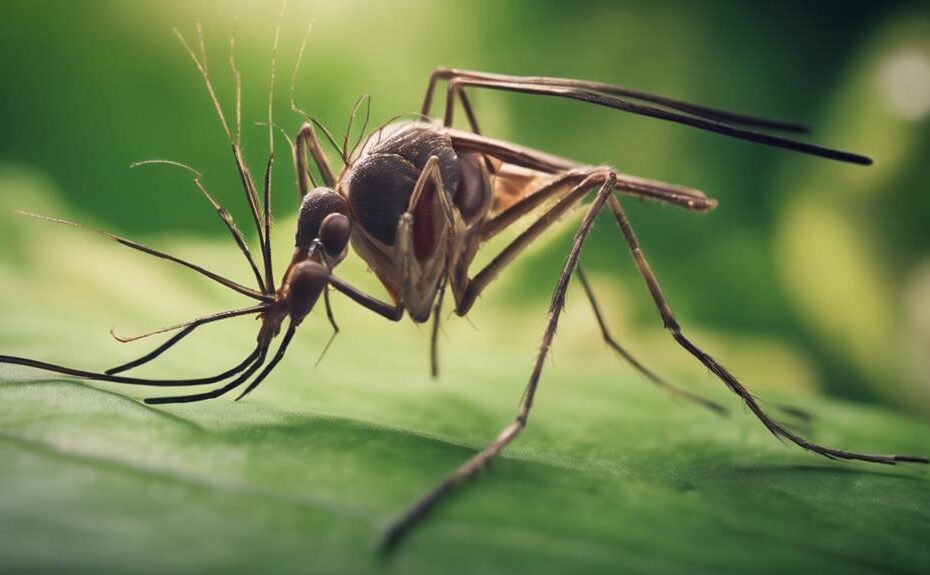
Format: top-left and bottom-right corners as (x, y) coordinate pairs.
(296, 187), (351, 261)
(343, 123), (461, 247)
(286, 260), (330, 324)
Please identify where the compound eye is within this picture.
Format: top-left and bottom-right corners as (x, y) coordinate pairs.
(295, 187), (349, 252)
(319, 212), (351, 258)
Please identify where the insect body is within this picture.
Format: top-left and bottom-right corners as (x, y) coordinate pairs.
(1, 25), (926, 552)
(341, 122), (477, 322)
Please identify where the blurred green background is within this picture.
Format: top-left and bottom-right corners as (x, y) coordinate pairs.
(2, 2), (930, 573)
(1, 0), (929, 415)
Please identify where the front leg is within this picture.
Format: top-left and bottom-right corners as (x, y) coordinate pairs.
(328, 275), (403, 322)
(381, 173), (617, 552)
(397, 156), (462, 372)
(294, 121), (337, 192)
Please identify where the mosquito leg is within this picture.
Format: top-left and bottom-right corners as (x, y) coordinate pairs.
(420, 161), (463, 378)
(131, 160), (267, 294)
(236, 322), (297, 401)
(576, 266), (727, 415)
(429, 276), (447, 378)
(342, 94), (372, 162)
(328, 276), (404, 322)
(427, 68), (809, 133)
(175, 27), (269, 264)
(420, 68), (442, 117)
(295, 122), (337, 191)
(422, 69), (482, 138)
(144, 343), (269, 404)
(394, 155), (459, 321)
(261, 154), (275, 293)
(0, 342), (263, 388)
(421, 69), (483, 138)
(257, 6), (286, 292)
(480, 170), (591, 238)
(429, 69), (870, 164)
(107, 304), (267, 375)
(605, 194), (927, 464)
(432, 83), (504, 176)
(322, 286), (339, 333)
(314, 287), (339, 367)
(290, 19), (348, 172)
(390, 153), (461, 373)
(111, 324), (199, 373)
(449, 132), (715, 219)
(381, 174), (617, 553)
(18, 212), (270, 302)
(453, 171), (610, 314)
(451, 161), (715, 317)
(456, 89), (482, 136)
(290, 22), (339, 187)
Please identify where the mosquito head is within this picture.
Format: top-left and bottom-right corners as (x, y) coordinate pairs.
(295, 187), (352, 265)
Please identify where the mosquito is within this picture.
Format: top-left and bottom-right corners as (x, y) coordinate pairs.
(1, 20), (926, 553)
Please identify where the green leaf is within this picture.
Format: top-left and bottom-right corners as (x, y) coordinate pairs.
(1, 171), (928, 574)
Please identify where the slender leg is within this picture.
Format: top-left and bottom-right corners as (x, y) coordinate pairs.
(236, 322), (297, 401)
(145, 344), (269, 404)
(403, 156), (458, 228)
(343, 94), (372, 162)
(582, 264), (808, 420)
(175, 27), (270, 271)
(424, 68), (809, 133)
(429, 276), (447, 378)
(488, 160), (713, 225)
(456, 89), (482, 137)
(394, 155), (459, 370)
(393, 156), (459, 322)
(257, 7), (287, 293)
(368, 156), (464, 377)
(450, 164), (711, 315)
(449, 132), (714, 218)
(444, 92), (704, 404)
(328, 276), (404, 322)
(452, 172), (609, 314)
(433, 72), (717, 217)
(107, 304), (267, 375)
(420, 69), (442, 118)
(605, 194), (927, 464)
(445, 134), (722, 416)
(421, 75), (495, 175)
(451, 88), (500, 175)
(437, 95), (771, 419)
(424, 77), (482, 134)
(381, 174), (617, 552)
(261, 155), (275, 292)
(131, 160), (267, 294)
(576, 266), (727, 415)
(451, 128), (581, 174)
(295, 122), (337, 191)
(18, 212), (269, 302)
(314, 287), (339, 367)
(423, 69), (869, 164)
(0, 342), (263, 388)
(481, 170), (590, 238)
(290, 20), (347, 169)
